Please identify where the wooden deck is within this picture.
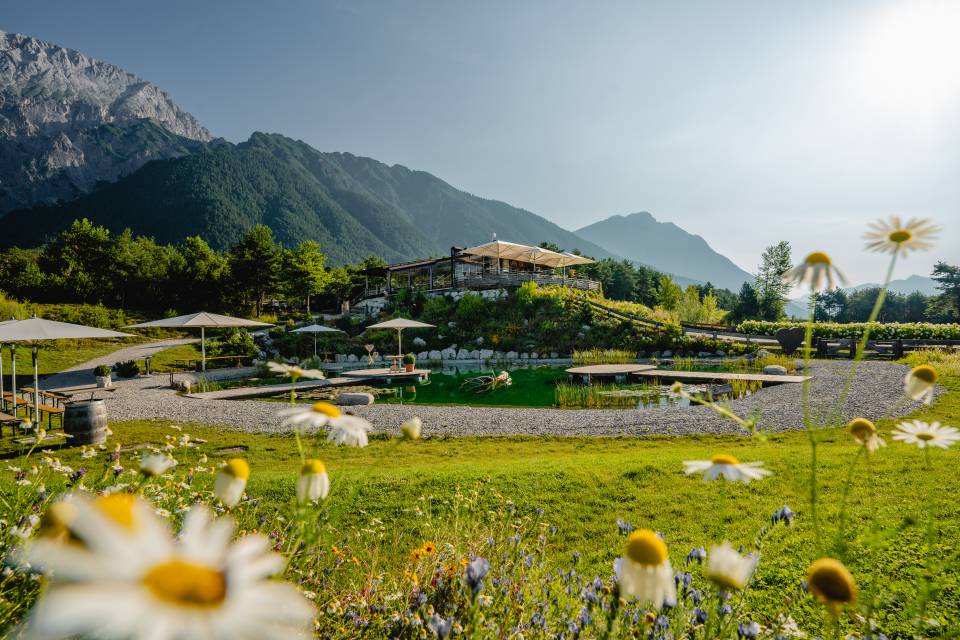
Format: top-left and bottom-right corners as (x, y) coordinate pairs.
(185, 378), (351, 401)
(340, 368), (431, 383)
(565, 364), (657, 383)
(633, 369), (810, 385)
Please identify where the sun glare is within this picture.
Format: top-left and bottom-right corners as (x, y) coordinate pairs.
(842, 1), (960, 123)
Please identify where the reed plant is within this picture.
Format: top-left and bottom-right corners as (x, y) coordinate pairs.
(571, 348), (636, 366)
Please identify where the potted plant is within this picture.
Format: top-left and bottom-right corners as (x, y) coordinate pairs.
(94, 365), (112, 388)
(402, 353), (416, 373)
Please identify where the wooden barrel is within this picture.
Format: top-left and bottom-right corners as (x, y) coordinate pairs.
(64, 400), (108, 446)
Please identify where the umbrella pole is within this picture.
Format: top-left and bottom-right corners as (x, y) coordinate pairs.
(32, 345), (39, 424)
(201, 327), (206, 372)
(314, 334), (318, 358)
(397, 329), (402, 357)
(9, 345), (16, 419)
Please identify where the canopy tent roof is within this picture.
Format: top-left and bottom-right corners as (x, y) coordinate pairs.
(365, 318), (435, 330)
(460, 241), (594, 268)
(0, 317), (134, 342)
(292, 324), (344, 334)
(126, 311), (273, 329)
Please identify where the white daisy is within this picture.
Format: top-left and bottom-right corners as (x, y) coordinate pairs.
(400, 417), (422, 440)
(864, 216), (939, 256)
(904, 364), (937, 404)
(296, 459), (329, 503)
(140, 454), (177, 477)
(847, 418), (886, 453)
(327, 415), (372, 448)
(614, 529), (676, 608)
(278, 402), (342, 431)
(21, 496), (313, 639)
(783, 252), (846, 293)
(267, 361), (325, 380)
(683, 454), (771, 483)
(214, 459), (249, 507)
(705, 542), (757, 591)
(892, 420), (960, 450)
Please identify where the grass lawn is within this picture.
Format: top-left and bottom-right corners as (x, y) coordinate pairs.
(2, 353), (959, 637)
(147, 342), (201, 372)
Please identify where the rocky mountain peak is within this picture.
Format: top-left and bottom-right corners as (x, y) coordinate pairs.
(0, 31), (212, 140)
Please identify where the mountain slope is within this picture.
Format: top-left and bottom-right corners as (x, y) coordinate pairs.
(0, 30), (213, 213)
(1, 132), (619, 264)
(575, 212), (754, 291)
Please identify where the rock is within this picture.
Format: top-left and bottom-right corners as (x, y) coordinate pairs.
(530, 352), (539, 360)
(520, 353), (530, 360)
(417, 351), (429, 361)
(468, 349), (480, 360)
(335, 354), (346, 363)
(550, 352), (559, 359)
(698, 351), (712, 358)
(652, 351), (661, 359)
(456, 348), (470, 360)
(441, 348), (457, 360)
(755, 349), (773, 359)
(346, 354), (358, 363)
(428, 350), (443, 361)
(480, 349), (494, 360)
(172, 379), (191, 392)
(335, 392), (374, 406)
(763, 365), (788, 375)
(412, 337), (426, 347)
(716, 350), (726, 357)
(506, 351), (518, 360)
(662, 350), (673, 358)
(475, 337), (484, 345)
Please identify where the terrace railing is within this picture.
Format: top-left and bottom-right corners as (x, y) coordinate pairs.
(454, 271), (601, 291)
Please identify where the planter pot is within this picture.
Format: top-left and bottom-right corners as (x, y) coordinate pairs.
(404, 363), (415, 372)
(95, 375), (112, 388)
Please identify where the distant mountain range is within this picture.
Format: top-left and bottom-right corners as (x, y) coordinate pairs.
(2, 29), (779, 291)
(576, 212), (754, 291)
(789, 275), (940, 315)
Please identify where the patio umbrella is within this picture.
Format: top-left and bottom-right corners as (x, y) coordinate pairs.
(541, 251), (594, 279)
(364, 317), (435, 357)
(0, 317), (134, 423)
(126, 312), (273, 372)
(460, 240), (533, 272)
(291, 323), (344, 357)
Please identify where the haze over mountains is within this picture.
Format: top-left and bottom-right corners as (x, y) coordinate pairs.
(0, 30), (939, 297)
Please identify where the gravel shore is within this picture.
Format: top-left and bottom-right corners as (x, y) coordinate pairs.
(78, 360), (932, 437)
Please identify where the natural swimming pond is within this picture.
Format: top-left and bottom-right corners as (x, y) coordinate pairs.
(263, 364), (764, 410)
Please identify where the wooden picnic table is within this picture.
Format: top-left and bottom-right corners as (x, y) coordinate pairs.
(19, 388), (71, 407)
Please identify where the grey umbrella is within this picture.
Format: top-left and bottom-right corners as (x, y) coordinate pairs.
(126, 312), (273, 372)
(0, 317), (134, 423)
(364, 317), (435, 357)
(291, 323), (344, 358)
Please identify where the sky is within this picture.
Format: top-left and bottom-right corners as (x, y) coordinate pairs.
(4, 0), (959, 286)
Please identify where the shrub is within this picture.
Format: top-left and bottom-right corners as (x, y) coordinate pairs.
(113, 360), (140, 378)
(402, 352), (416, 365)
(736, 320), (960, 340)
(93, 365), (112, 377)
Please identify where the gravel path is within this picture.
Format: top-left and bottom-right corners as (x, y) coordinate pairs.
(72, 360), (934, 437)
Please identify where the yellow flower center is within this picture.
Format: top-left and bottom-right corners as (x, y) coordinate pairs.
(143, 559), (227, 608)
(301, 459), (326, 475)
(916, 432), (935, 441)
(805, 252), (832, 265)
(847, 418), (876, 440)
(221, 458), (250, 480)
(888, 229), (912, 243)
(807, 558), (856, 606)
(710, 454), (740, 465)
(421, 541), (437, 554)
(95, 494), (138, 531)
(910, 365), (937, 384)
(312, 402), (342, 418)
(625, 529), (668, 566)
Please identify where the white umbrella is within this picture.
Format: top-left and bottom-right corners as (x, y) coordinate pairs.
(0, 317), (134, 423)
(364, 317), (435, 357)
(291, 323), (344, 357)
(126, 312), (273, 372)
(460, 240), (534, 273)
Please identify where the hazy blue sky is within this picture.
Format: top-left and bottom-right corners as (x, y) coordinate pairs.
(5, 0), (958, 285)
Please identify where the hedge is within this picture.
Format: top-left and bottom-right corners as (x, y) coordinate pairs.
(735, 320), (960, 340)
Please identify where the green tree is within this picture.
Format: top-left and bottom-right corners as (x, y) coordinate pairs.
(282, 241), (328, 315)
(813, 288), (848, 321)
(229, 225), (280, 316)
(40, 219), (114, 303)
(731, 282), (760, 322)
(325, 266), (358, 312)
(756, 241), (792, 320)
(174, 236), (231, 311)
(0, 248), (44, 300)
(656, 275), (683, 311)
(930, 262), (960, 321)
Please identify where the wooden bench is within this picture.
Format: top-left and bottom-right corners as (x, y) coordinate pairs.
(37, 405), (65, 428)
(0, 411), (22, 436)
